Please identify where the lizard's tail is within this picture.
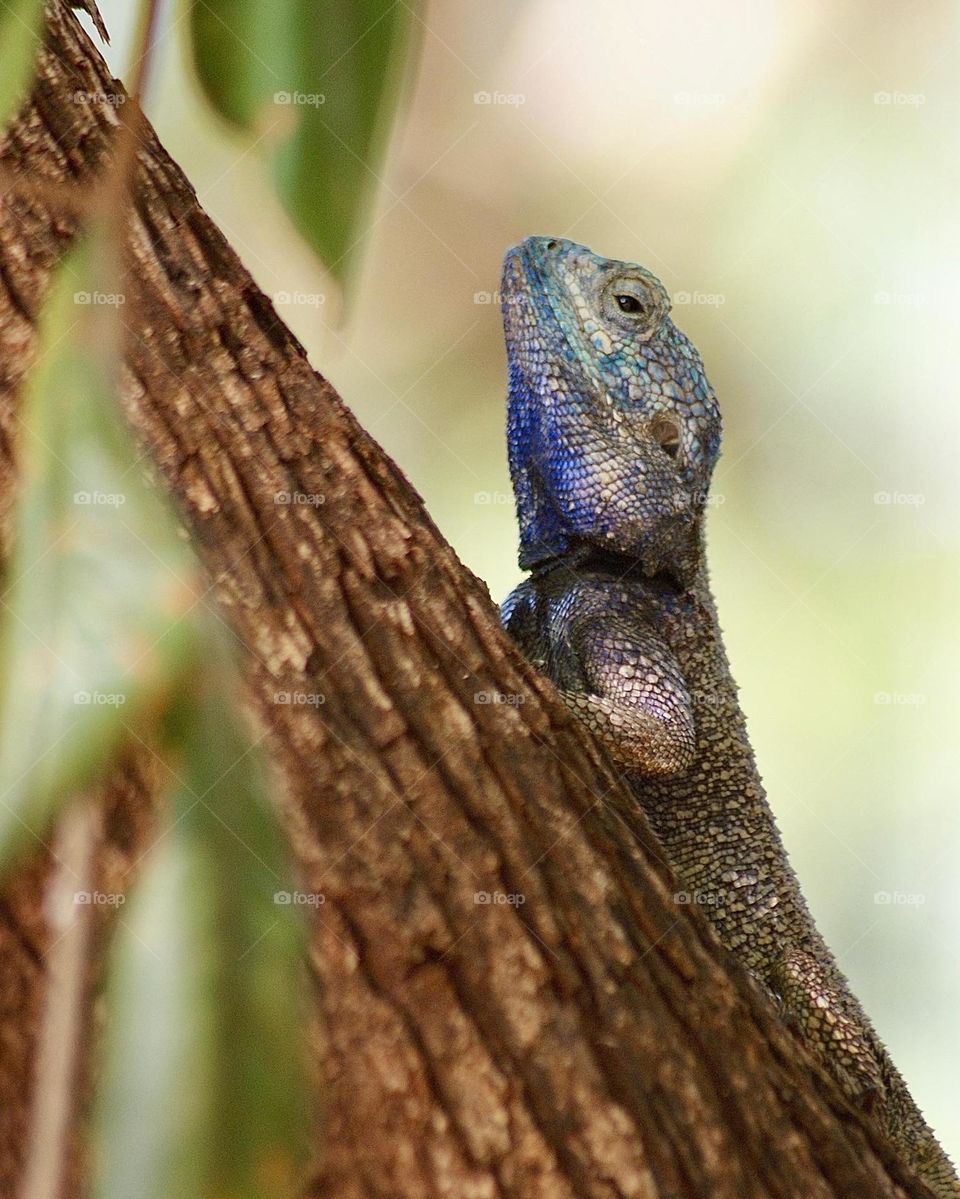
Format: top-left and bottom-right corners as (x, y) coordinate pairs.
(773, 948), (959, 1195)
(879, 1066), (960, 1198)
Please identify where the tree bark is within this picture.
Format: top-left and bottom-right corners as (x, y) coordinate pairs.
(0, 5), (937, 1198)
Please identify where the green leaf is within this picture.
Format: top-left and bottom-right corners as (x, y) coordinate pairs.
(0, 237), (200, 870)
(0, 0), (46, 131)
(89, 822), (213, 1199)
(188, 0), (416, 283)
(93, 659), (308, 1199)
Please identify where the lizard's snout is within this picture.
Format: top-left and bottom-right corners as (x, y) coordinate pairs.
(520, 235), (570, 256)
(510, 235), (590, 273)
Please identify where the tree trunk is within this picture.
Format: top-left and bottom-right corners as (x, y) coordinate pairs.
(0, 5), (936, 1198)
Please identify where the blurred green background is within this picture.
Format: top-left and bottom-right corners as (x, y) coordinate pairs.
(87, 0), (959, 1152)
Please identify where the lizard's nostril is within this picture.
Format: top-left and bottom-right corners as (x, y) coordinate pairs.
(545, 239), (560, 251)
(650, 415), (681, 459)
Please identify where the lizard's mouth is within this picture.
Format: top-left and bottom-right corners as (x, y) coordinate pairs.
(561, 540), (699, 594)
(634, 540), (701, 591)
(550, 498), (703, 589)
(651, 545), (701, 591)
(582, 463), (704, 589)
(648, 509), (705, 589)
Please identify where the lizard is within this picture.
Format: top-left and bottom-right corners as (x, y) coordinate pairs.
(499, 235), (959, 1197)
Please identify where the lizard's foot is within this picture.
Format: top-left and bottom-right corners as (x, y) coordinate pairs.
(771, 948), (884, 1105)
(557, 688), (694, 777)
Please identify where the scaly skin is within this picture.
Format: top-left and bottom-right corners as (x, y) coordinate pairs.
(500, 236), (958, 1196)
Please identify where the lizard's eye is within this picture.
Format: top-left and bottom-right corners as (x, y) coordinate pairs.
(615, 294), (645, 314)
(602, 276), (666, 339)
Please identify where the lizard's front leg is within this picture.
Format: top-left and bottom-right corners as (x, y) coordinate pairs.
(552, 602), (696, 778)
(503, 577), (695, 775)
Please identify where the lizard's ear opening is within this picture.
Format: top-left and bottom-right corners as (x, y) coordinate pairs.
(650, 415), (681, 459)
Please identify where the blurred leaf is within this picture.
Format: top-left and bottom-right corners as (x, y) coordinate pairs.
(0, 0), (46, 130)
(94, 654), (307, 1199)
(90, 822), (213, 1199)
(0, 237), (200, 870)
(188, 0), (416, 283)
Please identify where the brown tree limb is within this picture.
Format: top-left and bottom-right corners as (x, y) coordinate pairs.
(0, 5), (938, 1198)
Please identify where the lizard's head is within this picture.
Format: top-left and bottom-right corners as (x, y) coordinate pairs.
(502, 236), (721, 584)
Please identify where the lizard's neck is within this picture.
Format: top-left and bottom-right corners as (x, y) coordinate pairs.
(525, 522), (711, 598)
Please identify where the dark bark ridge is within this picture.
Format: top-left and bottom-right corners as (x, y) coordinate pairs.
(0, 6), (938, 1197)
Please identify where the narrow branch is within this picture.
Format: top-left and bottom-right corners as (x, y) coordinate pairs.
(20, 801), (99, 1199)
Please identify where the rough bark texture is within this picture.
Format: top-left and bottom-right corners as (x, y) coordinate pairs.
(0, 6), (940, 1198)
